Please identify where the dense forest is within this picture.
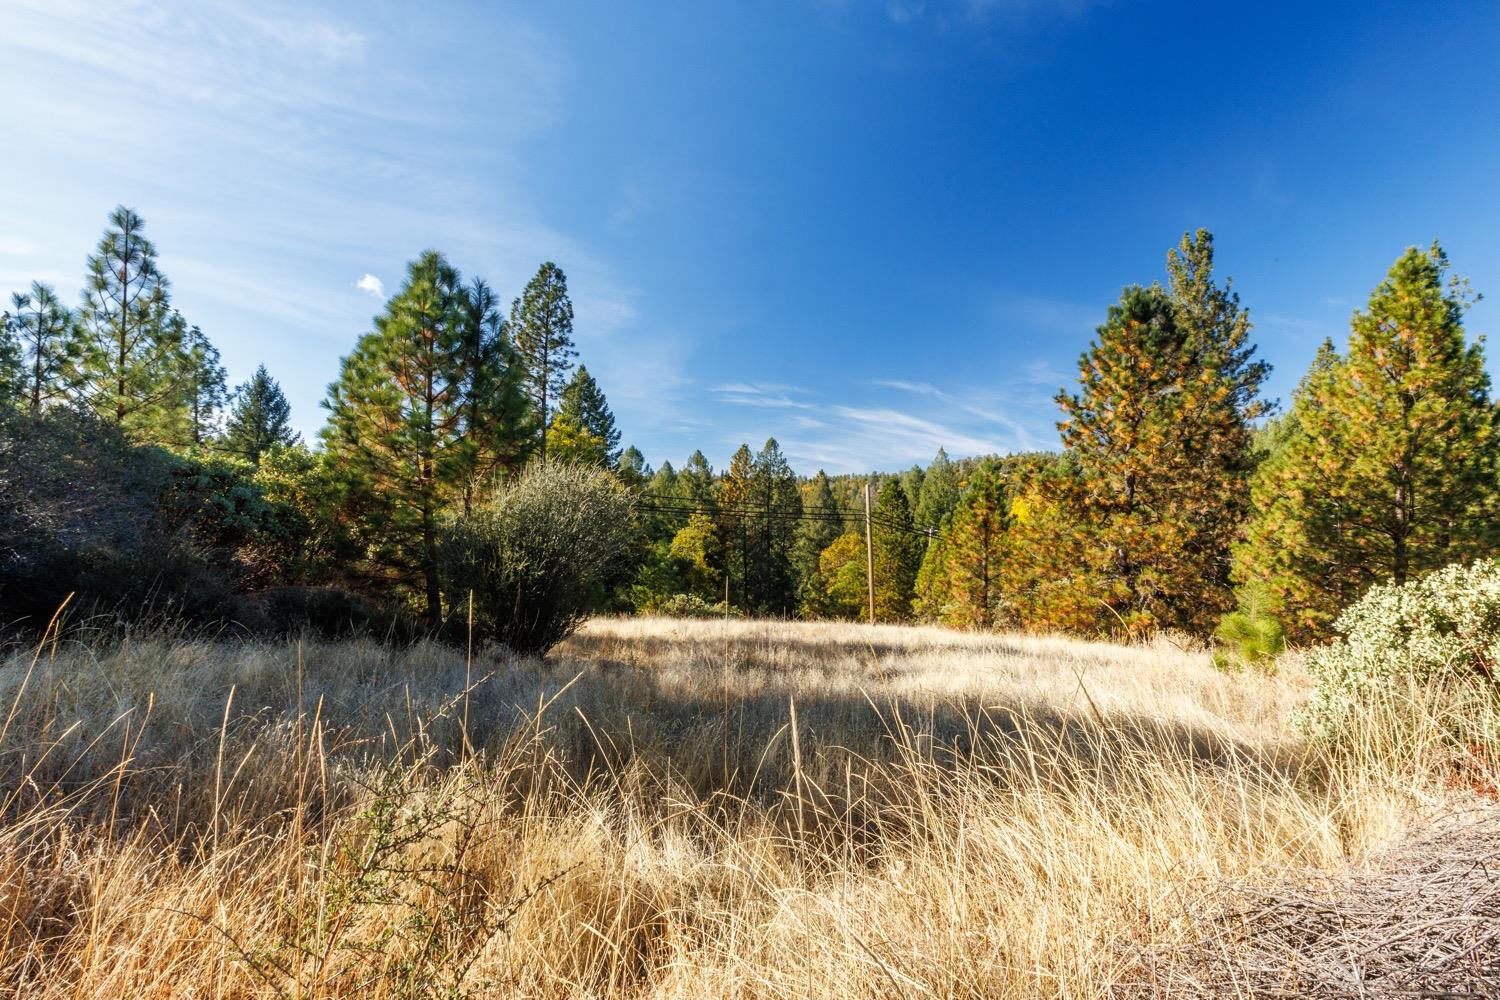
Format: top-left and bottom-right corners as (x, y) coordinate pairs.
(3, 207), (1496, 657)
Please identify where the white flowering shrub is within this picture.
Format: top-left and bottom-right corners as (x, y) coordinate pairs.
(1304, 559), (1500, 733)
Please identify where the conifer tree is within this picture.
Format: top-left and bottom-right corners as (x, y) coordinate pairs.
(0, 305), (21, 409)
(548, 365), (620, 467)
(914, 447), (960, 535)
(1237, 244), (1499, 637)
(615, 446), (650, 489)
(1043, 232), (1269, 635)
(915, 461), (1007, 628)
(180, 324), (226, 448)
(717, 444), (756, 611)
(509, 261), (576, 459)
(793, 470), (844, 615)
(323, 250), (523, 626)
(871, 478), (922, 621)
(749, 438), (802, 615)
(67, 206), (197, 441)
(7, 283), (72, 414)
(224, 364), (300, 463)
(679, 450), (716, 508)
(458, 277), (533, 508)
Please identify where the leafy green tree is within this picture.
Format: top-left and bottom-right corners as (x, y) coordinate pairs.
(817, 532), (869, 619)
(224, 364), (300, 463)
(509, 261), (576, 459)
(7, 283), (72, 414)
(1237, 244), (1500, 638)
(548, 365), (620, 466)
(67, 206), (197, 442)
(322, 250), (525, 627)
(871, 478), (922, 620)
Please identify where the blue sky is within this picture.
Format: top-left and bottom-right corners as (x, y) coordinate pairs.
(4, 1), (1500, 474)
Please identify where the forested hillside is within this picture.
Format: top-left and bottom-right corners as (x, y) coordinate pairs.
(4, 210), (1496, 654)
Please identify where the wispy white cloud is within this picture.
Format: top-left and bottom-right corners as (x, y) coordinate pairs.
(355, 273), (384, 297)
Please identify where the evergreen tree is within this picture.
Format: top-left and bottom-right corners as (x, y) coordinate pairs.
(509, 261), (576, 459)
(458, 277), (533, 508)
(224, 364), (300, 463)
(7, 283), (72, 414)
(0, 304), (23, 409)
(67, 206), (196, 441)
(793, 470), (844, 615)
(817, 532), (870, 619)
(717, 444), (756, 611)
(871, 478), (922, 620)
(548, 365), (620, 466)
(1237, 244), (1499, 638)
(914, 447), (960, 535)
(915, 461), (1007, 628)
(322, 250), (523, 626)
(679, 450), (716, 508)
(616, 445), (650, 489)
(900, 464), (924, 512)
(180, 324), (226, 448)
(1040, 232), (1269, 635)
(749, 438), (802, 615)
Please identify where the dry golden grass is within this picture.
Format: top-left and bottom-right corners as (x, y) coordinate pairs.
(0, 616), (1489, 998)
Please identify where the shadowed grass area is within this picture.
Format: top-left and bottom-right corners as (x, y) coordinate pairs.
(0, 616), (1491, 997)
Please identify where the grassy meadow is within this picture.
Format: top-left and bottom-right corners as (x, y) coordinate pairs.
(1, 616), (1490, 998)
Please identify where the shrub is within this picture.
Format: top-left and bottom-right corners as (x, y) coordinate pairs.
(1304, 559), (1500, 733)
(654, 593), (726, 619)
(438, 462), (635, 654)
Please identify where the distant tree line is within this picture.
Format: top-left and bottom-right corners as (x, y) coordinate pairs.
(3, 208), (1496, 651)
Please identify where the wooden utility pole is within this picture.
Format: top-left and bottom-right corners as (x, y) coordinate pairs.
(863, 481), (876, 626)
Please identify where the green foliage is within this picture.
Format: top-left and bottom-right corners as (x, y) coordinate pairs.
(915, 461), (1007, 628)
(322, 251), (530, 625)
(816, 531), (870, 619)
(548, 365), (619, 466)
(0, 304), (20, 410)
(872, 478), (921, 621)
(793, 471), (845, 616)
(438, 462), (635, 654)
(224, 364), (299, 462)
(1213, 584), (1285, 672)
(510, 261), (576, 458)
(6, 282), (72, 413)
(1238, 244), (1499, 640)
(1303, 559), (1500, 734)
(66, 206), (201, 443)
(914, 447), (960, 536)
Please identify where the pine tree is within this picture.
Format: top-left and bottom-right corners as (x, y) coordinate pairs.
(915, 461), (1007, 628)
(322, 250), (523, 626)
(509, 261), (576, 459)
(67, 206), (197, 441)
(914, 447), (960, 535)
(224, 364), (300, 463)
(180, 324), (226, 448)
(548, 365), (620, 466)
(871, 478), (922, 621)
(458, 277), (533, 508)
(748, 439), (802, 615)
(793, 470), (844, 615)
(679, 450), (716, 508)
(717, 444), (756, 611)
(0, 305), (21, 409)
(616, 446), (650, 489)
(1043, 232), (1269, 635)
(1237, 244), (1499, 638)
(7, 283), (72, 414)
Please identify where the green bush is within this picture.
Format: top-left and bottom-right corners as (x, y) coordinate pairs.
(1304, 559), (1500, 733)
(654, 593), (728, 619)
(438, 462), (635, 654)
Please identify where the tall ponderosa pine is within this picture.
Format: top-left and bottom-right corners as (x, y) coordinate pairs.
(748, 439), (802, 615)
(322, 251), (527, 626)
(871, 478), (922, 621)
(916, 461), (1008, 628)
(717, 444), (757, 610)
(67, 206), (197, 442)
(7, 283), (72, 414)
(1045, 232), (1268, 635)
(457, 277), (532, 508)
(914, 447), (960, 535)
(547, 365), (620, 466)
(224, 364), (300, 463)
(616, 446), (650, 489)
(510, 261), (576, 460)
(1237, 244), (1499, 638)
